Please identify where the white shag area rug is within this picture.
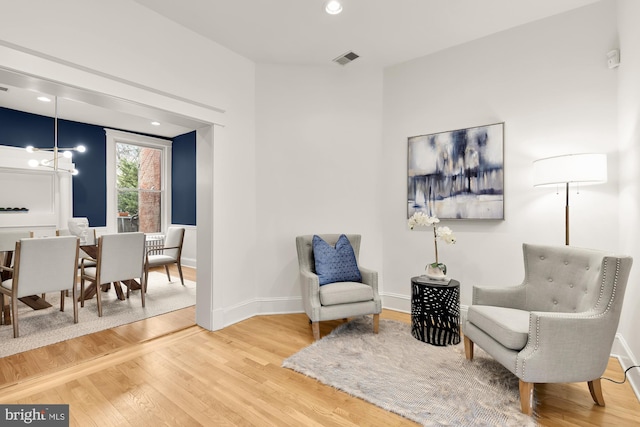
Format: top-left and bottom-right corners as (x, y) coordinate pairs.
(282, 317), (537, 427)
(0, 271), (196, 357)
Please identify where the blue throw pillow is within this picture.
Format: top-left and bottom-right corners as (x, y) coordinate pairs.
(313, 234), (362, 286)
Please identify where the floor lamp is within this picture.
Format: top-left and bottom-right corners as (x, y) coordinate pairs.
(533, 153), (607, 245)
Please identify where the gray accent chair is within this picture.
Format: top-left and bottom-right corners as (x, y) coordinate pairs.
(464, 243), (633, 416)
(296, 234), (382, 340)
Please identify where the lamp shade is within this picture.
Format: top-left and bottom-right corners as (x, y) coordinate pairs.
(533, 153), (607, 187)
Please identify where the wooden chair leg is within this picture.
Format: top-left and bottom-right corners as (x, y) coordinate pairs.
(141, 275), (146, 308)
(373, 313), (380, 334)
(464, 336), (474, 360)
(11, 292), (19, 338)
(177, 261), (185, 286)
(80, 278), (85, 308)
(72, 284), (78, 324)
(59, 290), (65, 312)
(96, 282), (103, 317)
(311, 321), (320, 341)
(519, 380), (534, 416)
(164, 265), (172, 282)
(588, 379), (605, 406)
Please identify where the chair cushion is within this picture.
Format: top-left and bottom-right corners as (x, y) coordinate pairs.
(82, 266), (97, 280)
(467, 305), (530, 350)
(313, 234), (362, 285)
(319, 282), (374, 306)
(1, 278), (12, 290)
(147, 254), (176, 268)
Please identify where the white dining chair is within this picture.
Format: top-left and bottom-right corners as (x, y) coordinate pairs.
(57, 228), (97, 268)
(0, 230), (33, 324)
(144, 227), (186, 288)
(80, 232), (146, 317)
(0, 235), (80, 337)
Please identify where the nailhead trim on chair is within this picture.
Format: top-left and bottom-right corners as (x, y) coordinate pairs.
(518, 257), (622, 379)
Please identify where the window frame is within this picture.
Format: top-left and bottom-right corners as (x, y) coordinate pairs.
(105, 129), (172, 234)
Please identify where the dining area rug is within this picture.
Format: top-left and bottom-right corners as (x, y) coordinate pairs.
(0, 271), (196, 358)
(282, 317), (537, 426)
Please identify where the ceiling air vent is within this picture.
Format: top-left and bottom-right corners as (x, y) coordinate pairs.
(333, 51), (360, 66)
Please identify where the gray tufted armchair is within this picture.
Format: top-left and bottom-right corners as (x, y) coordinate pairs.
(464, 243), (632, 416)
(296, 234), (382, 340)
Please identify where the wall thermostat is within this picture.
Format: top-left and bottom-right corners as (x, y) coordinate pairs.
(607, 49), (620, 69)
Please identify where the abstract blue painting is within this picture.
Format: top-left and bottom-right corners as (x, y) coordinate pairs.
(408, 122), (504, 220)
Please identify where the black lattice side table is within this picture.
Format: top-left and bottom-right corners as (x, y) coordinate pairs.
(411, 277), (460, 346)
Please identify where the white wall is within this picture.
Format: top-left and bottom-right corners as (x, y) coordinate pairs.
(0, 0), (256, 330)
(616, 0), (640, 398)
(254, 64), (384, 316)
(382, 2), (619, 311)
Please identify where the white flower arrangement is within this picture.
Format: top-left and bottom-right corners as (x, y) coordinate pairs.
(408, 212), (456, 274)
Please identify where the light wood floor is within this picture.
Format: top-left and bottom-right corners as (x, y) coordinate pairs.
(0, 266), (638, 426)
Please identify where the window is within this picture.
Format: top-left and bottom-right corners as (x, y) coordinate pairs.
(116, 143), (163, 232)
(105, 129), (171, 234)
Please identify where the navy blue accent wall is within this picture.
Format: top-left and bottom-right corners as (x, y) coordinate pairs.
(59, 120), (107, 226)
(0, 107), (54, 148)
(171, 131), (196, 225)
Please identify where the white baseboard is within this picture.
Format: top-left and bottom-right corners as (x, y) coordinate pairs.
(180, 257), (196, 268)
(611, 333), (640, 402)
(220, 296), (303, 328)
(380, 292), (410, 313)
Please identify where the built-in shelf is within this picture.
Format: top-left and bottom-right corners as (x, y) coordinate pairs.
(0, 208), (29, 213)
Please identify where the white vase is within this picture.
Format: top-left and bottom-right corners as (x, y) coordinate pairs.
(425, 263), (447, 280)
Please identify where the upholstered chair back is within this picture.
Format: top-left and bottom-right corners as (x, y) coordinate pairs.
(522, 244), (613, 313)
(97, 232), (145, 284)
(13, 236), (79, 297)
(163, 227), (185, 260)
(0, 230), (31, 252)
(296, 234), (361, 274)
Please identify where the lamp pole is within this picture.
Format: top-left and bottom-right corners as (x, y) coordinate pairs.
(565, 182), (570, 245)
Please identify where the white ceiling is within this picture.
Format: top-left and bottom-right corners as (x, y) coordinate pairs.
(0, 70), (198, 139)
(0, 0), (600, 138)
(134, 0), (600, 68)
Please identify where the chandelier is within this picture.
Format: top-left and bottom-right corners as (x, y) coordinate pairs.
(26, 96), (85, 175)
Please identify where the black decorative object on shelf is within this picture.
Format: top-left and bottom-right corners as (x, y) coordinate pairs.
(0, 207), (29, 213)
(411, 276), (460, 346)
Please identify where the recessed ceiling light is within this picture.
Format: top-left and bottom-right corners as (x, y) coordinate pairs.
(151, 121), (161, 126)
(37, 96), (51, 102)
(325, 0), (342, 15)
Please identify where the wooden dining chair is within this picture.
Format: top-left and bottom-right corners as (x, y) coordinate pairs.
(144, 227), (186, 288)
(80, 232), (146, 317)
(0, 230), (32, 324)
(0, 235), (80, 338)
(57, 228), (97, 268)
